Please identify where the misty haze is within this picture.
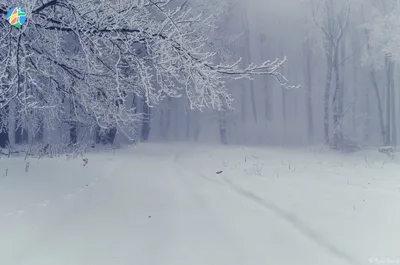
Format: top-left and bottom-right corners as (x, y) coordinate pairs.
(0, 0), (399, 264)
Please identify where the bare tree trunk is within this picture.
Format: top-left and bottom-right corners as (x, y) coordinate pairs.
(173, 100), (179, 140)
(35, 119), (44, 142)
(162, 97), (172, 139)
(259, 34), (272, 121)
(364, 32), (387, 145)
(240, 80), (247, 123)
(390, 62), (397, 146)
(313, 0), (350, 146)
(236, 44), (247, 124)
(218, 111), (227, 144)
(352, 45), (358, 135)
(371, 69), (387, 145)
(280, 88), (287, 144)
(338, 41), (345, 127)
(131, 94), (139, 143)
(243, 11), (257, 123)
(185, 102), (191, 141)
(69, 100), (77, 147)
(332, 42), (342, 149)
(159, 107), (164, 138)
(279, 48), (288, 142)
(322, 0), (335, 146)
(264, 82), (272, 121)
(264, 76), (272, 121)
(235, 42), (247, 123)
(193, 111), (201, 142)
(304, 36), (314, 143)
(193, 112), (200, 141)
(364, 82), (370, 142)
(141, 100), (151, 142)
(105, 127), (117, 144)
(15, 120), (28, 144)
(95, 125), (101, 144)
(279, 71), (287, 143)
(324, 54), (333, 145)
(385, 57), (393, 145)
(0, 105), (9, 148)
(69, 123), (77, 146)
(350, 29), (360, 137)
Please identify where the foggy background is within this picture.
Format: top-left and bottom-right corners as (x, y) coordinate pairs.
(1, 0), (398, 150)
(143, 0), (392, 148)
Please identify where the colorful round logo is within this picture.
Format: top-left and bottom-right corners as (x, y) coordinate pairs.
(7, 7), (27, 28)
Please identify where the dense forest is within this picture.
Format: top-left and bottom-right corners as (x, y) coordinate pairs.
(1, 0), (399, 152)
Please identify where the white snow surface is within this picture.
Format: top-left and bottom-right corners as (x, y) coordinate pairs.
(0, 143), (399, 265)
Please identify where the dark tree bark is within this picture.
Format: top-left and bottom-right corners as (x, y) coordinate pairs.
(364, 82), (370, 142)
(105, 127), (117, 144)
(0, 106), (9, 148)
(193, 111), (201, 142)
(0, 128), (8, 148)
(324, 53), (333, 145)
(69, 122), (77, 146)
(363, 11), (387, 145)
(141, 100), (151, 142)
(303, 35), (314, 144)
(243, 12), (257, 123)
(94, 126), (117, 145)
(96, 93), (123, 145)
(386, 58), (396, 146)
(259, 33), (273, 121)
(15, 128), (28, 144)
(280, 58), (287, 142)
(332, 40), (345, 149)
(240, 80), (247, 123)
(130, 94), (140, 143)
(35, 119), (44, 142)
(69, 98), (78, 147)
(159, 107), (164, 138)
(95, 125), (101, 144)
(313, 0), (350, 146)
(218, 111), (227, 144)
(332, 61), (341, 148)
(282, 86), (287, 141)
(351, 35), (359, 135)
(185, 109), (191, 141)
(15, 121), (28, 144)
(385, 57), (392, 145)
(161, 97), (172, 139)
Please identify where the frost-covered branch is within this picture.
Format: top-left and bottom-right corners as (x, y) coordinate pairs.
(0, 0), (289, 135)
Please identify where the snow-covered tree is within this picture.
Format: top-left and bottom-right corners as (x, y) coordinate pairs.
(0, 0), (288, 145)
(311, 0), (351, 149)
(362, 1), (400, 146)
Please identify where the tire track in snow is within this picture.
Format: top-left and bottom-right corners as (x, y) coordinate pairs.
(175, 146), (360, 265)
(223, 176), (360, 265)
(171, 155), (248, 265)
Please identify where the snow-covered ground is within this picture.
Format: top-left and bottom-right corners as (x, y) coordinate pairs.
(1, 143), (399, 265)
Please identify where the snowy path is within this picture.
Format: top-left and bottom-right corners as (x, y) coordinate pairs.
(1, 144), (399, 265)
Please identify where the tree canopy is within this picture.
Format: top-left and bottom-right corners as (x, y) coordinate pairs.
(0, 0), (287, 138)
